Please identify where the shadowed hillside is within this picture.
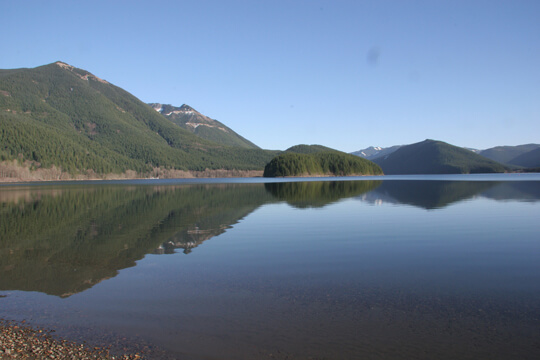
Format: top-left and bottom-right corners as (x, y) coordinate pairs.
(479, 144), (540, 165)
(507, 147), (540, 168)
(372, 139), (508, 175)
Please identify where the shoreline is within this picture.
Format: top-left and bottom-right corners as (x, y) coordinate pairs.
(0, 171), (265, 184)
(2, 171), (539, 186)
(0, 319), (145, 359)
(0, 161), (264, 184)
(0, 319), (145, 360)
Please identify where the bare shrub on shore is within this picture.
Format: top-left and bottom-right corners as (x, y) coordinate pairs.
(149, 167), (262, 179)
(0, 160), (65, 182)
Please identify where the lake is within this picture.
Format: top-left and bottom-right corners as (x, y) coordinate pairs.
(1, 174), (539, 359)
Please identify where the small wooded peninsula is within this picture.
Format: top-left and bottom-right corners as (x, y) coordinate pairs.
(263, 145), (383, 177)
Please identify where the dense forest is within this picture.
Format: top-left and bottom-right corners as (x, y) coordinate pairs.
(263, 150), (384, 177)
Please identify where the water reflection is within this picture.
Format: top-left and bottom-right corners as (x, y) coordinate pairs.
(0, 184), (274, 297)
(481, 181), (540, 202)
(358, 180), (540, 209)
(264, 180), (381, 208)
(358, 181), (496, 209)
(1, 179), (539, 298)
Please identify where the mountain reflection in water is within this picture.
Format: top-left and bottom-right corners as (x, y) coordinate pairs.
(0, 184), (273, 297)
(264, 180), (381, 208)
(1, 179), (539, 298)
(358, 180), (540, 209)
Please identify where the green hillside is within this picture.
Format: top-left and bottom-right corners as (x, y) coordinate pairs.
(479, 144), (540, 164)
(372, 139), (508, 175)
(149, 103), (259, 149)
(263, 147), (383, 177)
(0, 62), (277, 179)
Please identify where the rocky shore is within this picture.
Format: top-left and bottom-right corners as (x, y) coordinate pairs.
(0, 320), (144, 359)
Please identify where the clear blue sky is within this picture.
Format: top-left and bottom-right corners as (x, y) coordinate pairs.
(2, 0), (539, 152)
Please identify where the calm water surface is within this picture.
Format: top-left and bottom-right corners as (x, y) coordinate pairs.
(1, 174), (540, 359)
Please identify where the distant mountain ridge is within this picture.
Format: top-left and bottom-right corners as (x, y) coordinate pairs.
(479, 144), (540, 167)
(371, 139), (508, 175)
(508, 147), (540, 168)
(353, 142), (540, 173)
(149, 103), (259, 149)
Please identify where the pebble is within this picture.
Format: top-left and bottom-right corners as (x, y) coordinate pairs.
(0, 319), (144, 359)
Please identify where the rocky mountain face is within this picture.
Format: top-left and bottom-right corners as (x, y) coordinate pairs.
(149, 103), (259, 149)
(350, 145), (402, 160)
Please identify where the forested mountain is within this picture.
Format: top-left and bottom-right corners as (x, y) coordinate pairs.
(149, 103), (259, 149)
(372, 139), (509, 175)
(0, 62), (277, 180)
(264, 145), (383, 177)
(479, 144), (540, 165)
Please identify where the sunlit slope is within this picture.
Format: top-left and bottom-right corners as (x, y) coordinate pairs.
(0, 62), (276, 175)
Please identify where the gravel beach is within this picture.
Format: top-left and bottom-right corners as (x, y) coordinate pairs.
(0, 320), (144, 359)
